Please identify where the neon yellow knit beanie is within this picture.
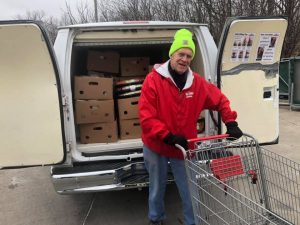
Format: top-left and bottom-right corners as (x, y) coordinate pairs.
(169, 29), (195, 58)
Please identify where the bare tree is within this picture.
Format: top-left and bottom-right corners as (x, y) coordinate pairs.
(183, 0), (231, 43)
(14, 10), (46, 21)
(14, 10), (59, 43)
(100, 0), (155, 21)
(61, 0), (94, 25)
(12, 0), (300, 56)
(260, 0), (276, 15)
(152, 0), (184, 21)
(97, 0), (115, 21)
(179, 0), (300, 57)
(273, 0), (300, 56)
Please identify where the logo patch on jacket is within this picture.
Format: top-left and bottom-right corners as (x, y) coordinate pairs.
(185, 91), (194, 98)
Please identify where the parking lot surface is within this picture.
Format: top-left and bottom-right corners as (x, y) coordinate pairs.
(0, 106), (299, 225)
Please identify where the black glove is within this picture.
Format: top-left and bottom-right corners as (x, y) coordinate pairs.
(163, 133), (188, 150)
(225, 121), (243, 139)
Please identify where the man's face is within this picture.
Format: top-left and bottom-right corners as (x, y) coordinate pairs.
(170, 48), (193, 74)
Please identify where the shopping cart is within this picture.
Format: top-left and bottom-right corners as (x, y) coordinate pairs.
(176, 134), (300, 225)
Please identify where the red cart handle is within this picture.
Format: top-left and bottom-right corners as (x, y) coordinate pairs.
(188, 134), (229, 144)
(176, 134), (229, 159)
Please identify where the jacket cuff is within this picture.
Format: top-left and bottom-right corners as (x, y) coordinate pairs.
(225, 121), (238, 127)
(163, 132), (174, 144)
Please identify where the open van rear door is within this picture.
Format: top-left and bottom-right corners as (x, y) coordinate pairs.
(218, 17), (288, 144)
(0, 21), (65, 168)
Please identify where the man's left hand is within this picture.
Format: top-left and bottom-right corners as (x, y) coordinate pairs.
(225, 121), (243, 139)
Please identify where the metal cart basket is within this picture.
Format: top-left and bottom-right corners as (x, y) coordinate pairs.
(176, 134), (300, 225)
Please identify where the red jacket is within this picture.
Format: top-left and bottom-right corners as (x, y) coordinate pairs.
(138, 61), (237, 159)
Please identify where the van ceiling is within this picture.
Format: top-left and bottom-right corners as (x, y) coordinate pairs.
(74, 29), (176, 44)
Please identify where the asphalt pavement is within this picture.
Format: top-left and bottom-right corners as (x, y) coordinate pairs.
(0, 106), (299, 225)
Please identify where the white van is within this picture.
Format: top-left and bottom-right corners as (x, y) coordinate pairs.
(0, 17), (287, 194)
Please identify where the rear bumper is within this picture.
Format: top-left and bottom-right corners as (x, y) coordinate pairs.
(51, 159), (173, 194)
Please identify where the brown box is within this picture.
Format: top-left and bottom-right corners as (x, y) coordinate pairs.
(75, 100), (115, 124)
(87, 71), (105, 76)
(87, 51), (120, 74)
(79, 121), (118, 144)
(118, 96), (139, 120)
(120, 57), (150, 76)
(74, 76), (113, 100)
(119, 119), (141, 140)
(114, 76), (145, 83)
(149, 65), (154, 72)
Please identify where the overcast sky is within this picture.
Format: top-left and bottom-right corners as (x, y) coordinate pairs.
(0, 0), (89, 20)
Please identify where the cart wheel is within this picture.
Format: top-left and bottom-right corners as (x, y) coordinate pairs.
(252, 176), (257, 184)
(248, 170), (258, 184)
(224, 184), (228, 195)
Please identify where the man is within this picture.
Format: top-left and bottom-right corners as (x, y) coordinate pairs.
(138, 28), (243, 225)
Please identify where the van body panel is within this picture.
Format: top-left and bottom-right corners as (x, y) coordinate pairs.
(0, 19), (287, 193)
(65, 24), (209, 162)
(0, 21), (66, 168)
(60, 21), (204, 30)
(218, 17), (288, 143)
(193, 26), (219, 135)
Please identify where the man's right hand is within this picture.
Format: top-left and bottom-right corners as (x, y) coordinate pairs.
(163, 133), (188, 150)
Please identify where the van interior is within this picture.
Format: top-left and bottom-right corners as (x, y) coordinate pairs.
(69, 28), (205, 156)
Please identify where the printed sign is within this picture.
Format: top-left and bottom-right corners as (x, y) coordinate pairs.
(256, 33), (279, 62)
(231, 33), (255, 62)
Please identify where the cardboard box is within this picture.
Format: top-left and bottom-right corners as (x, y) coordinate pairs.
(119, 119), (141, 140)
(75, 100), (115, 124)
(87, 51), (120, 74)
(74, 76), (113, 100)
(87, 71), (105, 76)
(149, 65), (154, 72)
(118, 96), (139, 120)
(79, 121), (118, 143)
(114, 76), (145, 83)
(120, 57), (150, 76)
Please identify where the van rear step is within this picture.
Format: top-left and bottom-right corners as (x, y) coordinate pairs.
(51, 160), (174, 194)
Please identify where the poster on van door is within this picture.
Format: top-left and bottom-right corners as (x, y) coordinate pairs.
(255, 33), (279, 62)
(231, 33), (255, 63)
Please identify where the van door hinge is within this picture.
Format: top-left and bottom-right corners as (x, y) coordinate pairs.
(62, 95), (68, 106)
(207, 75), (212, 82)
(66, 142), (72, 153)
(62, 95), (70, 121)
(208, 76), (217, 85)
(64, 143), (73, 165)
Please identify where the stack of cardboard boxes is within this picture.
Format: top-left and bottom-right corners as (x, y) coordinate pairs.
(117, 57), (150, 140)
(74, 50), (119, 144)
(74, 50), (150, 144)
(74, 76), (117, 144)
